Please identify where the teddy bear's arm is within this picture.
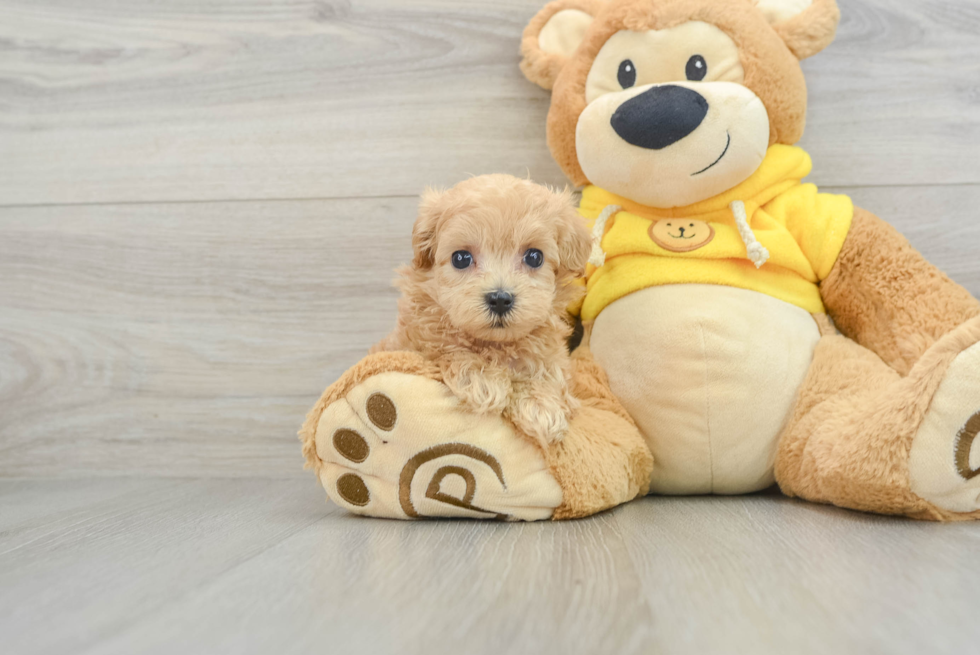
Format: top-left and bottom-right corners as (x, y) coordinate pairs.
(819, 207), (980, 375)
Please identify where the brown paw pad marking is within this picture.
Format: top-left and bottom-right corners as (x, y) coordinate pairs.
(955, 410), (980, 481)
(398, 443), (508, 520)
(366, 392), (396, 431)
(333, 428), (369, 463)
(336, 473), (370, 506)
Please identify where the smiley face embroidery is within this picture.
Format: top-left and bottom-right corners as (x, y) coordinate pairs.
(648, 219), (715, 253)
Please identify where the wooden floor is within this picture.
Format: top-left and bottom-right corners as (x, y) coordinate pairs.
(2, 0), (979, 652)
(3, 479), (980, 655)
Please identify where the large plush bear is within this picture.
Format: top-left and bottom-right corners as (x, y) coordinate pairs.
(302, 0), (980, 521)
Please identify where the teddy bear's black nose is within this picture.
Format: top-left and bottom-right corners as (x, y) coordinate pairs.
(485, 290), (514, 317)
(611, 85), (709, 150)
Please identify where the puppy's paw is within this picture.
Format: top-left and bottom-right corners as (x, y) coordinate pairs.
(508, 392), (572, 447)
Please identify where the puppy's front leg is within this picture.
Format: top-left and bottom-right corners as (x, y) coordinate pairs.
(439, 355), (511, 414)
(507, 373), (578, 447)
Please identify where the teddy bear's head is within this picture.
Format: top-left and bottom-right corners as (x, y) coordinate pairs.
(520, 0), (840, 208)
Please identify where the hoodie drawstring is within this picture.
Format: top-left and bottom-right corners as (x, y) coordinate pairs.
(588, 204), (621, 268)
(730, 200), (770, 268)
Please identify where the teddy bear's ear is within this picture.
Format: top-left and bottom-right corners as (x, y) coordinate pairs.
(520, 0), (603, 90)
(755, 0), (840, 60)
(412, 188), (445, 270)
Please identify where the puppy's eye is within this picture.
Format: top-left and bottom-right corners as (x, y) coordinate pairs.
(617, 59), (636, 89)
(451, 250), (473, 269)
(523, 248), (544, 269)
(686, 55), (707, 81)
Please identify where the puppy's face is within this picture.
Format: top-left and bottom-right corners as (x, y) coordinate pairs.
(412, 175), (590, 343)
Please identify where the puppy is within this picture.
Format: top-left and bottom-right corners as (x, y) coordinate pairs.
(373, 174), (591, 447)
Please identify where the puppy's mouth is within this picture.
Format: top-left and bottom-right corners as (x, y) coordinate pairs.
(483, 311), (520, 336)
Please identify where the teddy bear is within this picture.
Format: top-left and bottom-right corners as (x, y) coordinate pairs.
(301, 0), (980, 521)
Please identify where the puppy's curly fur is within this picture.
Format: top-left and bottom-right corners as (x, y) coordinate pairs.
(373, 174), (591, 447)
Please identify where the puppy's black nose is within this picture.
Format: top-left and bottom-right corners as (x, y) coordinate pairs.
(485, 290), (514, 317)
(611, 84), (708, 150)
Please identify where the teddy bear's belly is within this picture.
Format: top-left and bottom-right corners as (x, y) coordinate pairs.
(590, 284), (821, 495)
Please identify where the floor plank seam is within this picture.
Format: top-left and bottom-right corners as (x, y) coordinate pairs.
(2, 182), (979, 211)
(0, 194), (420, 211)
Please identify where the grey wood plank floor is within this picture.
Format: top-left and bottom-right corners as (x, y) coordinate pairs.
(2, 0), (980, 652)
(3, 479), (980, 655)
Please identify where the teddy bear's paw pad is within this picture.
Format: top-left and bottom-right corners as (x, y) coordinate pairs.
(314, 371), (563, 521)
(910, 341), (980, 514)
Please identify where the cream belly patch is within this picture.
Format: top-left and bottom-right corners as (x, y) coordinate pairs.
(590, 284), (821, 495)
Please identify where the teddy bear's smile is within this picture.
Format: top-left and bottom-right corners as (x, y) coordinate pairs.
(692, 131), (732, 176)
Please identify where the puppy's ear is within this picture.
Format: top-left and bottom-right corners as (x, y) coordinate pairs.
(553, 191), (591, 279)
(755, 0), (840, 60)
(520, 0), (601, 90)
(412, 188), (444, 270)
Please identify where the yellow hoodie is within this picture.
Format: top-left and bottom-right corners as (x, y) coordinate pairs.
(574, 145), (853, 321)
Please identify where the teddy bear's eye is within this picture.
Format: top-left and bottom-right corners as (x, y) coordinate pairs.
(686, 55), (707, 81)
(451, 250), (473, 269)
(617, 59), (636, 89)
(523, 248), (544, 268)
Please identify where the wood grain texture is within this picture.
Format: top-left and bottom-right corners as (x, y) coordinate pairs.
(0, 196), (414, 477)
(612, 497), (980, 654)
(1, 480), (978, 655)
(2, 3), (978, 652)
(0, 479), (334, 654)
(2, 185), (979, 478)
(1, 0), (979, 206)
(1, 186), (978, 478)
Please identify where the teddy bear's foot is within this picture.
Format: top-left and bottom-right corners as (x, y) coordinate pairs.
(909, 338), (980, 514)
(309, 358), (563, 520)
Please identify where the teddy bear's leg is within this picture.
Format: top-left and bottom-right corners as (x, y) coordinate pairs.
(300, 350), (651, 520)
(774, 316), (980, 520)
(793, 206), (980, 519)
(546, 344), (654, 519)
(821, 207), (980, 375)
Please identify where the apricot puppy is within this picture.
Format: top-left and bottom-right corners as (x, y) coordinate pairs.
(373, 174), (591, 447)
